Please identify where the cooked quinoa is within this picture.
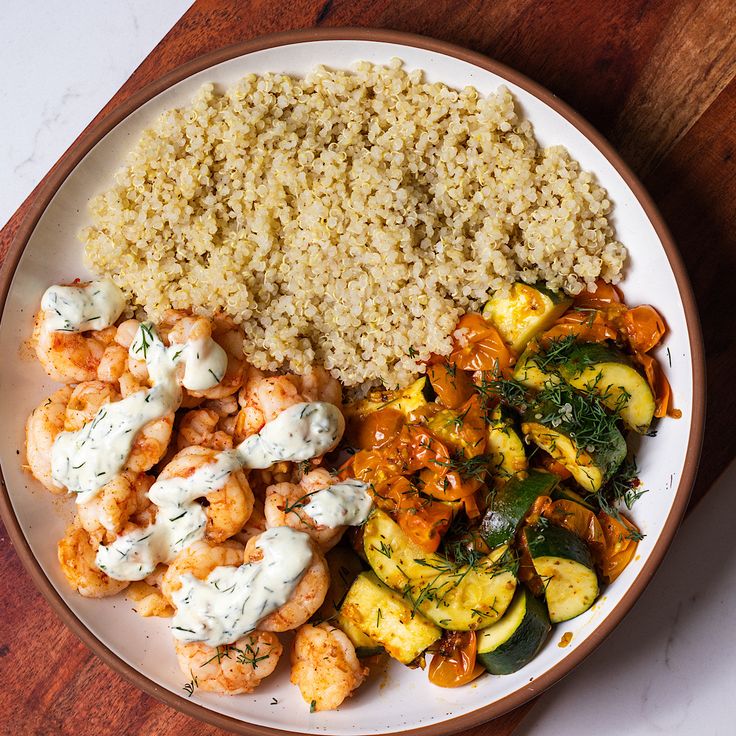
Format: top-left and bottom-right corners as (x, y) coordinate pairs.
(82, 60), (625, 387)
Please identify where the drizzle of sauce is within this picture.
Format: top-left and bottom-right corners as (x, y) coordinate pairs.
(170, 527), (314, 647)
(41, 280), (125, 332)
(51, 322), (227, 496)
(302, 479), (373, 527)
(96, 402), (347, 581)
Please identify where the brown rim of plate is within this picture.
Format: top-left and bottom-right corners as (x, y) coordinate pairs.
(0, 26), (705, 736)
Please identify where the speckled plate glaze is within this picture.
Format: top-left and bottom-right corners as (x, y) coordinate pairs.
(0, 28), (704, 736)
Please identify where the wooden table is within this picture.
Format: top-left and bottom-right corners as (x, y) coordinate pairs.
(2, 1), (736, 734)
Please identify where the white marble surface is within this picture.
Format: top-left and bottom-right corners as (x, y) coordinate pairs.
(1, 3), (734, 735)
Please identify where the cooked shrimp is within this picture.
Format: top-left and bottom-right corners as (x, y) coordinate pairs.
(244, 534), (329, 632)
(203, 395), (239, 436)
(162, 539), (244, 604)
(235, 368), (303, 441)
(264, 468), (345, 552)
(296, 367), (342, 407)
(25, 385), (73, 493)
(64, 380), (120, 431)
(96, 342), (129, 385)
(127, 579), (174, 618)
(157, 446), (254, 543)
(77, 471), (154, 544)
(116, 318), (150, 382)
(177, 409), (233, 452)
(126, 412), (175, 474)
(57, 521), (129, 598)
(32, 310), (116, 384)
(175, 630), (282, 694)
(291, 623), (368, 711)
(232, 494), (268, 546)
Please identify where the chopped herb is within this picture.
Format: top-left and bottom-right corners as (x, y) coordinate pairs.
(372, 540), (393, 559)
(310, 700), (317, 713)
(183, 675), (198, 697)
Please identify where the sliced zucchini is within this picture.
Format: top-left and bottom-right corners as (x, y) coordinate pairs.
(523, 524), (599, 623)
(344, 377), (430, 420)
(486, 407), (528, 481)
(480, 470), (560, 548)
(483, 282), (572, 353)
(550, 484), (596, 511)
(513, 345), (561, 392)
(477, 587), (551, 674)
(318, 546), (366, 617)
(558, 343), (656, 433)
(521, 394), (627, 493)
(340, 571), (441, 664)
(364, 509), (517, 630)
(316, 546), (383, 657)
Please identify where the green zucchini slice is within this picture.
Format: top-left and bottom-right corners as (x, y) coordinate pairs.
(364, 509), (517, 630)
(477, 587), (551, 674)
(512, 345), (562, 392)
(559, 343), (656, 433)
(340, 571), (441, 664)
(316, 546), (383, 657)
(480, 470), (560, 548)
(486, 407), (528, 481)
(524, 524), (599, 623)
(482, 282), (572, 353)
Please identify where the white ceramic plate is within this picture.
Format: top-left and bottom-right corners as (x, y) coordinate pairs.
(0, 29), (704, 736)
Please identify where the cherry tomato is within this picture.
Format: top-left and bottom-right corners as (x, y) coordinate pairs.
(427, 362), (475, 409)
(622, 305), (666, 353)
(543, 499), (606, 562)
(597, 511), (640, 583)
(353, 408), (405, 450)
(634, 351), (681, 419)
(540, 455), (573, 480)
(573, 279), (622, 309)
(428, 631), (484, 688)
(449, 314), (514, 376)
(542, 309), (618, 344)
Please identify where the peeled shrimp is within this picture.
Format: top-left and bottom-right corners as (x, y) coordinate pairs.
(264, 468), (345, 552)
(77, 471), (154, 544)
(96, 342), (129, 385)
(177, 409), (233, 452)
(64, 380), (120, 431)
(296, 367), (342, 407)
(175, 630), (282, 694)
(57, 521), (129, 598)
(25, 385), (73, 493)
(235, 368), (303, 440)
(232, 494), (268, 546)
(290, 622), (368, 711)
(161, 539), (244, 606)
(158, 446), (254, 544)
(32, 310), (116, 383)
(244, 533), (329, 632)
(236, 366), (342, 442)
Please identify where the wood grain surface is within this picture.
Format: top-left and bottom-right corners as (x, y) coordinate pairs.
(2, 1), (736, 734)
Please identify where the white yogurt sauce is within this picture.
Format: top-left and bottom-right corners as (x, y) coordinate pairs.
(41, 280), (125, 332)
(170, 527), (314, 647)
(179, 337), (228, 391)
(302, 479), (373, 527)
(51, 322), (227, 496)
(96, 401), (347, 581)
